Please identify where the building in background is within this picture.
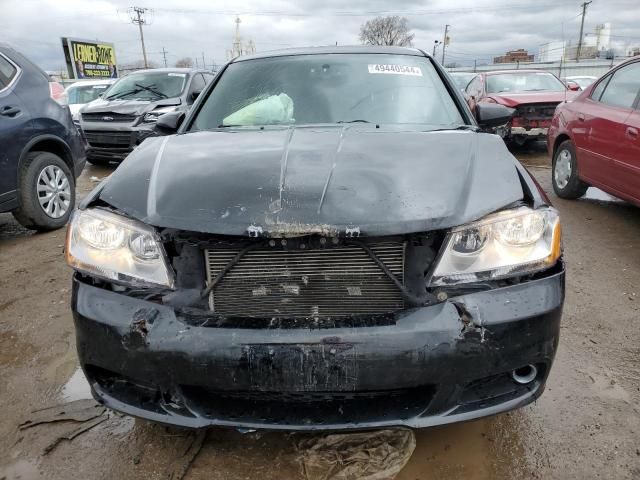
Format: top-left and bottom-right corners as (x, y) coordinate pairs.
(538, 41), (566, 62)
(493, 49), (534, 64)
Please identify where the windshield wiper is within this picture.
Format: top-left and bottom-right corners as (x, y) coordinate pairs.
(105, 88), (142, 100)
(135, 83), (168, 99)
(337, 119), (371, 124)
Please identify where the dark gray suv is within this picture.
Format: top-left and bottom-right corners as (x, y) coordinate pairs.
(79, 68), (214, 166)
(0, 43), (85, 230)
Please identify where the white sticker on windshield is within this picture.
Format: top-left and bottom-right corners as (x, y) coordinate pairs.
(368, 64), (423, 76)
(168, 73), (186, 77)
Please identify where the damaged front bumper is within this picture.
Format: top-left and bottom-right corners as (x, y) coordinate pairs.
(72, 270), (564, 431)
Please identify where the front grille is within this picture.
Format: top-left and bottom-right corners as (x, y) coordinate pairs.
(204, 242), (405, 318)
(84, 130), (133, 148)
(82, 112), (138, 123)
(181, 385), (435, 425)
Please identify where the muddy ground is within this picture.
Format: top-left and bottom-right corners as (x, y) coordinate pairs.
(1, 142), (639, 479)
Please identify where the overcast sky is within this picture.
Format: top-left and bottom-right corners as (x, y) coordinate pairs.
(3, 0), (640, 71)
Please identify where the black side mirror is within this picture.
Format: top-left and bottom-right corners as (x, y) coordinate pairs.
(475, 103), (515, 129)
(154, 110), (186, 135)
(190, 90), (202, 101)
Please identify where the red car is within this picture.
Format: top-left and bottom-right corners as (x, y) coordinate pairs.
(548, 57), (640, 205)
(465, 70), (577, 145)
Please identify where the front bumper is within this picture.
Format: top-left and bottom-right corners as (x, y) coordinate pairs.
(72, 270), (564, 430)
(80, 122), (157, 162)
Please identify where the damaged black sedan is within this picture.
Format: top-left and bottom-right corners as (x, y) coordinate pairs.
(67, 46), (564, 430)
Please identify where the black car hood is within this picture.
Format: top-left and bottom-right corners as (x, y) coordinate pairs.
(98, 126), (524, 237)
(82, 97), (181, 116)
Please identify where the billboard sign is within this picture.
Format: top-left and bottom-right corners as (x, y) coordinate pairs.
(62, 37), (118, 79)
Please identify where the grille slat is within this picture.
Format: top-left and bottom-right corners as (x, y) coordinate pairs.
(205, 242), (405, 319)
(83, 130), (133, 147)
(82, 112), (138, 123)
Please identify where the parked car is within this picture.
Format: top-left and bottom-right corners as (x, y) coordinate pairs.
(67, 46), (564, 431)
(565, 75), (598, 90)
(65, 79), (115, 123)
(465, 70), (576, 145)
(0, 43), (85, 230)
(449, 72), (476, 91)
(78, 68), (215, 166)
(549, 57), (640, 205)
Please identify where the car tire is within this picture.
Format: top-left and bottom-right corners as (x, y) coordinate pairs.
(87, 157), (114, 167)
(12, 151), (76, 231)
(552, 140), (588, 199)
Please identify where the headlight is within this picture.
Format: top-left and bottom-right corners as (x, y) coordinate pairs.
(430, 207), (561, 286)
(66, 209), (174, 288)
(143, 106), (178, 123)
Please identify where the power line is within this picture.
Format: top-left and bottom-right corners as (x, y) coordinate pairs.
(150, 1), (583, 17)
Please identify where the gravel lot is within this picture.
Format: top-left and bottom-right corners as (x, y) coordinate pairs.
(1, 142), (639, 479)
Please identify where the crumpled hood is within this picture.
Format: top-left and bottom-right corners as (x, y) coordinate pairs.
(98, 126), (524, 237)
(489, 91), (577, 107)
(81, 97), (181, 116)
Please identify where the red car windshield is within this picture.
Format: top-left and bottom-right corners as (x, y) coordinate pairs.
(486, 73), (566, 94)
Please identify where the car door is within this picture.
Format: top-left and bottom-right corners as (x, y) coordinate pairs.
(0, 51), (31, 207)
(579, 61), (640, 191)
(609, 62), (640, 201)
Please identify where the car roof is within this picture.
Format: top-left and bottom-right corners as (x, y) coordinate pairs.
(232, 45), (429, 63)
(483, 69), (553, 75)
(66, 79), (115, 89)
(124, 68), (209, 75)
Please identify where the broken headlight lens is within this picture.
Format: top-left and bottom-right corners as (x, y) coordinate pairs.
(66, 209), (174, 288)
(429, 207), (561, 286)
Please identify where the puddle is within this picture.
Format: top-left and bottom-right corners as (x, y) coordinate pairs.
(582, 187), (624, 203)
(60, 367), (93, 402)
(0, 459), (41, 480)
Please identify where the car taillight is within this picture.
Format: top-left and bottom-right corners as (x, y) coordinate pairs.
(49, 81), (68, 105)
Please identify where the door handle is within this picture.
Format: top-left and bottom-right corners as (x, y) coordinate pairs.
(577, 113), (585, 122)
(627, 127), (639, 139)
(0, 106), (21, 117)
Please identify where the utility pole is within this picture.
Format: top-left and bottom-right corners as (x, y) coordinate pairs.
(202, 52), (206, 70)
(130, 7), (150, 68)
(441, 25), (450, 65)
(473, 59), (477, 72)
(195, 57), (199, 68)
(161, 47), (168, 68)
(576, 1), (592, 62)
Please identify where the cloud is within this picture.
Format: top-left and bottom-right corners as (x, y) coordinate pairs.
(3, 0), (640, 70)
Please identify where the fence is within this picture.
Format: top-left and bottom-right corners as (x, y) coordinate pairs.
(448, 58), (629, 78)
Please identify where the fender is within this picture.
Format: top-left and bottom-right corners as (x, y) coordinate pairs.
(17, 133), (75, 176)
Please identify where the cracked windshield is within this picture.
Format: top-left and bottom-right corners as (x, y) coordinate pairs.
(1, 0), (639, 479)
